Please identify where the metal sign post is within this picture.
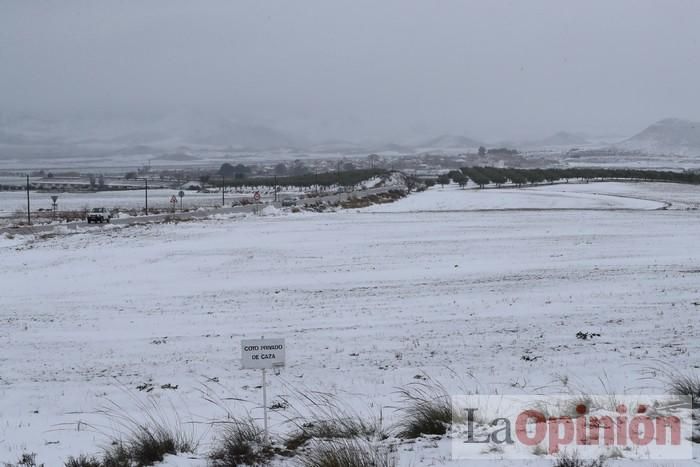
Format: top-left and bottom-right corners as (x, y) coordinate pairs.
(241, 337), (286, 443)
(178, 190), (185, 211)
(50, 195), (59, 218)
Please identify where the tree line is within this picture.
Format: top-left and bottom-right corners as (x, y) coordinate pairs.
(437, 167), (700, 189)
(212, 168), (388, 189)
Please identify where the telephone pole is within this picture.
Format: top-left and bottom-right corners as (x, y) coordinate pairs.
(141, 178), (148, 214)
(26, 175), (31, 225)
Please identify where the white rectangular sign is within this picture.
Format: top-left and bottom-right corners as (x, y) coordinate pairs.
(241, 338), (286, 369)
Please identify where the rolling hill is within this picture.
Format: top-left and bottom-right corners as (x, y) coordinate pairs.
(616, 118), (700, 155)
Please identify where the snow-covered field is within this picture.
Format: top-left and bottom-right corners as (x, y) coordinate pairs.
(526, 181), (700, 210)
(365, 183), (669, 212)
(1, 183), (698, 466)
(0, 189), (286, 218)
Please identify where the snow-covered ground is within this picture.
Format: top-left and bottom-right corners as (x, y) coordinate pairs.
(526, 181), (700, 210)
(364, 183), (668, 212)
(1, 183), (698, 466)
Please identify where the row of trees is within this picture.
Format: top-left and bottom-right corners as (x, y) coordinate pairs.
(219, 163), (253, 178)
(477, 146), (518, 156)
(219, 160), (365, 179)
(211, 168), (388, 189)
(437, 167), (700, 188)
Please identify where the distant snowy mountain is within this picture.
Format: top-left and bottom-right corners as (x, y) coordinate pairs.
(525, 131), (590, 148)
(417, 134), (483, 149)
(309, 139), (370, 154)
(615, 118), (700, 155)
(369, 142), (413, 154)
(174, 116), (302, 149)
(0, 113), (302, 150)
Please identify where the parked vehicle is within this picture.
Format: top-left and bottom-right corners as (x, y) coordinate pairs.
(86, 207), (112, 224)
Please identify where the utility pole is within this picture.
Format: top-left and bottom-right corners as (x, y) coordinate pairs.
(26, 175), (31, 225)
(274, 175), (278, 203)
(221, 175), (225, 206)
(336, 160), (342, 189)
(143, 178), (149, 214)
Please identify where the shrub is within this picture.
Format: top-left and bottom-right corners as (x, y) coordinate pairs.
(668, 372), (700, 408)
(395, 381), (453, 439)
(128, 425), (180, 465)
(649, 364), (700, 408)
(299, 439), (396, 467)
(209, 418), (273, 467)
(341, 197), (371, 209)
(283, 391), (385, 451)
(553, 452), (605, 467)
(94, 395), (197, 466)
(95, 425), (194, 467)
(535, 395), (596, 420)
(286, 417), (382, 451)
(64, 455), (102, 467)
(101, 443), (130, 467)
(98, 422), (193, 467)
(3, 453), (44, 467)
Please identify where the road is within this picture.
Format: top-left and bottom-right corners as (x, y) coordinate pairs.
(0, 203), (268, 236)
(0, 185), (403, 236)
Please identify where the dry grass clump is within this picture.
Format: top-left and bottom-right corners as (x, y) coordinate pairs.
(283, 390), (386, 451)
(298, 439), (396, 467)
(395, 380), (454, 439)
(209, 418), (274, 467)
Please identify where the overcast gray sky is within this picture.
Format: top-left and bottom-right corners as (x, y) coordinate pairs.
(1, 0), (699, 142)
